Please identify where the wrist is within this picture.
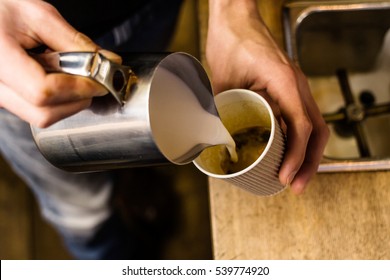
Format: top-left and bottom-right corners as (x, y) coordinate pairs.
(209, 0), (259, 21)
(208, 0), (267, 37)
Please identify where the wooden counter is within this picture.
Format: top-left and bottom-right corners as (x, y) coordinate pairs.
(198, 0), (390, 259)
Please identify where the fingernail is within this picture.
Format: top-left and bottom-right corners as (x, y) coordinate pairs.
(285, 171), (297, 188)
(98, 49), (122, 64)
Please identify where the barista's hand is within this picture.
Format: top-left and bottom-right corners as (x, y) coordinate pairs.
(206, 0), (329, 194)
(0, 0), (120, 127)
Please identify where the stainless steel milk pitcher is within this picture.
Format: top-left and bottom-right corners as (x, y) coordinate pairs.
(31, 52), (217, 172)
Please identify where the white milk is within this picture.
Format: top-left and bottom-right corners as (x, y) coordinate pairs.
(149, 67), (237, 163)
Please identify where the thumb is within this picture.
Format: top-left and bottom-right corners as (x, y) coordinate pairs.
(99, 49), (123, 64)
(30, 4), (98, 52)
(32, 6), (123, 63)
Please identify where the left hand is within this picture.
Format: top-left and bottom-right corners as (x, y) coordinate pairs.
(206, 1), (329, 194)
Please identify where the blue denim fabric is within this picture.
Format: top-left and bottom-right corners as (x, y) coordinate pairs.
(0, 0), (183, 259)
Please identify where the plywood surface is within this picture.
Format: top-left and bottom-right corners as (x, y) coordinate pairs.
(209, 172), (390, 259)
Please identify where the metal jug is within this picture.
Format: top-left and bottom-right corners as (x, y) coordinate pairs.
(31, 52), (219, 172)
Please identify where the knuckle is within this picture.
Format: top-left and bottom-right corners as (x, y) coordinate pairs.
(310, 118), (330, 147)
(25, 87), (52, 107)
(278, 64), (296, 79)
(321, 120), (330, 134)
(32, 112), (54, 128)
(300, 118), (313, 135)
(297, 70), (309, 85)
(274, 66), (300, 91)
(30, 1), (60, 21)
(319, 120), (330, 140)
(72, 31), (97, 51)
(40, 2), (60, 15)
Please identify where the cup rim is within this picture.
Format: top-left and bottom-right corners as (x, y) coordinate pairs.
(193, 88), (277, 178)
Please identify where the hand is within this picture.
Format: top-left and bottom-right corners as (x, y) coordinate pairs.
(0, 0), (120, 127)
(206, 1), (329, 194)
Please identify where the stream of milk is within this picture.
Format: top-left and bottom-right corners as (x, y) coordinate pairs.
(149, 67), (237, 163)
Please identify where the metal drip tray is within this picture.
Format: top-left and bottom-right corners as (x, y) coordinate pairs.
(283, 0), (390, 172)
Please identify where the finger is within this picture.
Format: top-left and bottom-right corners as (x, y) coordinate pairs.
(26, 2), (98, 52)
(42, 73), (108, 105)
(0, 39), (47, 101)
(278, 114), (312, 189)
(266, 67), (313, 187)
(289, 73), (329, 194)
(0, 26), (112, 107)
(27, 2), (123, 65)
(99, 50), (123, 64)
(0, 81), (92, 127)
(0, 42), (107, 106)
(289, 127), (328, 194)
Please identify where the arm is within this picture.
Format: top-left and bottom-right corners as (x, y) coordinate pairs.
(0, 0), (120, 127)
(206, 0), (329, 194)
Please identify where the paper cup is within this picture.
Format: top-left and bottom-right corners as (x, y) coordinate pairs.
(193, 89), (286, 196)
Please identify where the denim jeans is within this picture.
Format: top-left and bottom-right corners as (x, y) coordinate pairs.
(0, 0), (183, 259)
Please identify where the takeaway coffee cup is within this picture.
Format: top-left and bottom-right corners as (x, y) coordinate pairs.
(194, 89), (286, 196)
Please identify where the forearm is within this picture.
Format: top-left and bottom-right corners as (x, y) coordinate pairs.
(208, 0), (263, 24)
(207, 0), (273, 49)
(209, 0), (258, 15)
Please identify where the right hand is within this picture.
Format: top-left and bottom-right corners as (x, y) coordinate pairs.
(0, 0), (119, 127)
